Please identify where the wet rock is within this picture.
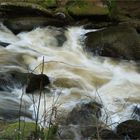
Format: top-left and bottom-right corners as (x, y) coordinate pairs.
(0, 2), (52, 17)
(0, 2), (71, 33)
(55, 101), (103, 139)
(81, 126), (97, 138)
(99, 129), (122, 140)
(66, 101), (102, 125)
(0, 41), (10, 47)
(0, 71), (50, 93)
(55, 33), (67, 47)
(117, 1), (140, 20)
(117, 17), (140, 34)
(131, 105), (140, 120)
(56, 125), (75, 140)
(4, 17), (69, 34)
(26, 73), (50, 93)
(116, 120), (140, 139)
(85, 25), (140, 60)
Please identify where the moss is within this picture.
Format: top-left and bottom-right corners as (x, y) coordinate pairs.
(43, 0), (57, 8)
(0, 1), (52, 16)
(0, 122), (37, 139)
(0, 121), (8, 132)
(0, 122), (58, 140)
(67, 2), (109, 16)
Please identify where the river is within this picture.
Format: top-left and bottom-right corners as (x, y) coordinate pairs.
(0, 23), (140, 129)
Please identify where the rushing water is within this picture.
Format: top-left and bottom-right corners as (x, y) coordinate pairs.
(0, 23), (140, 128)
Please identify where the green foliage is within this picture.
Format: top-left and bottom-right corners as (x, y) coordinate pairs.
(0, 122), (38, 140)
(0, 122), (58, 140)
(44, 125), (58, 140)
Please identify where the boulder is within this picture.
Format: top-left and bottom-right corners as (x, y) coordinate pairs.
(117, 1), (140, 20)
(0, 2), (52, 17)
(0, 71), (50, 93)
(26, 73), (50, 93)
(67, 0), (109, 18)
(119, 19), (140, 34)
(66, 101), (102, 125)
(85, 25), (140, 61)
(0, 2), (71, 34)
(116, 120), (140, 139)
(56, 101), (103, 139)
(3, 17), (69, 34)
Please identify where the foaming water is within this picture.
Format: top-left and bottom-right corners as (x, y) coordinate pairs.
(0, 24), (140, 128)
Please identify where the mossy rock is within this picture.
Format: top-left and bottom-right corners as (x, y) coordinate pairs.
(0, 122), (38, 139)
(0, 2), (52, 16)
(42, 0), (57, 8)
(67, 2), (109, 17)
(54, 7), (74, 22)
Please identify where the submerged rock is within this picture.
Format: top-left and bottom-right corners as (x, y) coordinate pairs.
(116, 120), (140, 139)
(0, 41), (10, 47)
(85, 25), (140, 61)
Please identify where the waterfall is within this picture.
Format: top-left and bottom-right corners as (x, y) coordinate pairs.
(0, 24), (140, 129)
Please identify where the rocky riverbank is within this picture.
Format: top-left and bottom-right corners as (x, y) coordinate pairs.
(0, 0), (140, 32)
(0, 0), (140, 140)
(0, 0), (140, 61)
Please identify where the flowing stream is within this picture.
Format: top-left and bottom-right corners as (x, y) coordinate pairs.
(0, 23), (140, 129)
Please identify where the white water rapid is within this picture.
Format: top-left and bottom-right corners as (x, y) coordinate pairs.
(0, 23), (140, 129)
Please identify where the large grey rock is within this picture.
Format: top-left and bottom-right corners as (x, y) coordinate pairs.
(85, 25), (140, 61)
(56, 101), (103, 139)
